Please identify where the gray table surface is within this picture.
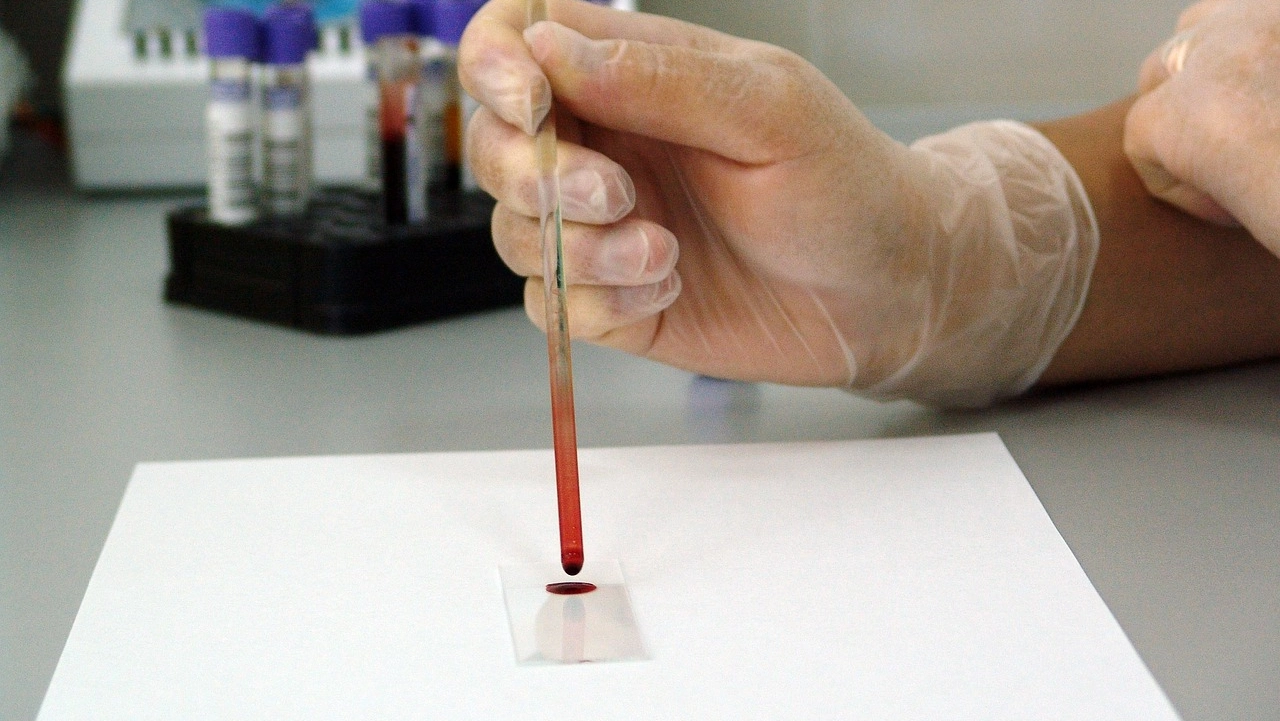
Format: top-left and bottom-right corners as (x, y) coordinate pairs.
(3, 134), (1278, 721)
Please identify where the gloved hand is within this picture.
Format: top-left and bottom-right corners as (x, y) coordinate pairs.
(459, 0), (1098, 407)
(1126, 0), (1280, 259)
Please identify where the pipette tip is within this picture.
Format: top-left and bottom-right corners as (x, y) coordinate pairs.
(561, 552), (583, 576)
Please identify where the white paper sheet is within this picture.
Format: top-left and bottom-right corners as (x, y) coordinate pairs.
(38, 434), (1179, 720)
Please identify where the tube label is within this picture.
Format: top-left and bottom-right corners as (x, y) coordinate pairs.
(263, 85), (309, 216)
(206, 79), (256, 224)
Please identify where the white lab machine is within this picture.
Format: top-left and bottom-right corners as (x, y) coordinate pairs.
(63, 0), (634, 190)
(65, 0), (366, 189)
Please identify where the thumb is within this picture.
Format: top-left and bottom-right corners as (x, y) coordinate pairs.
(523, 21), (831, 165)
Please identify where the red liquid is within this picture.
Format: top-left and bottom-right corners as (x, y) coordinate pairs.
(380, 135), (406, 226)
(549, 327), (584, 576)
(378, 80), (410, 226)
(546, 582), (597, 595)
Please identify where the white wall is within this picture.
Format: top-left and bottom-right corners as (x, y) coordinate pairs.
(641, 0), (1189, 124)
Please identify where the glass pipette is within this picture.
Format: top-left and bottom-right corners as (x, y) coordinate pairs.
(530, 0), (584, 576)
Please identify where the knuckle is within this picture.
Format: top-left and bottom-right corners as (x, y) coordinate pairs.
(589, 38), (658, 100)
(759, 44), (809, 76)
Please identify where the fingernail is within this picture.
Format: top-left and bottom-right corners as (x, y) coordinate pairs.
(524, 21), (609, 74)
(472, 53), (548, 135)
(615, 272), (682, 317)
(598, 225), (678, 284)
(560, 167), (636, 223)
(527, 79), (551, 134)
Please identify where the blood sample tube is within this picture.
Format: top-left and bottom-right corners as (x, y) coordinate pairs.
(360, 1), (425, 225)
(261, 3), (317, 217)
(203, 7), (261, 225)
(358, 7), (382, 194)
(408, 0), (451, 193)
(433, 0), (485, 192)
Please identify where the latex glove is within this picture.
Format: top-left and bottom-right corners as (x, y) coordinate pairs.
(1126, 0), (1280, 258)
(460, 0), (1098, 407)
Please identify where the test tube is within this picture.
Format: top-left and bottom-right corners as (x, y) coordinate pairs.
(203, 8), (261, 225)
(360, 50), (381, 192)
(408, 0), (451, 193)
(407, 0), (445, 68)
(433, 0), (485, 192)
(261, 3), (317, 218)
(358, 6), (382, 193)
(360, 1), (425, 225)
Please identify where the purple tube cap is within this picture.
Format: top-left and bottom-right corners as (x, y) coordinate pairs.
(204, 7), (262, 60)
(264, 4), (318, 65)
(432, 0), (485, 45)
(360, 1), (413, 45)
(407, 0), (436, 37)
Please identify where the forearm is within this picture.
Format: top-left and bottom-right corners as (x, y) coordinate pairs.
(1033, 97), (1280, 387)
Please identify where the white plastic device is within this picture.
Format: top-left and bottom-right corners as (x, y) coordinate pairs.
(64, 0), (634, 190)
(64, 0), (365, 189)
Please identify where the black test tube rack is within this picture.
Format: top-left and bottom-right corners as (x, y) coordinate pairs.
(165, 189), (523, 334)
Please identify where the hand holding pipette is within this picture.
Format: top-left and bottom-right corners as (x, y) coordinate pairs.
(461, 0), (1280, 409)
(459, 0), (1098, 408)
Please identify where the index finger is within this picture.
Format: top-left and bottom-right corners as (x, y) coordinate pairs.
(459, 0), (745, 134)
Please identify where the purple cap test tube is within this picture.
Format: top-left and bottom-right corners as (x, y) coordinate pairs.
(407, 0), (437, 38)
(203, 7), (261, 225)
(204, 7), (262, 60)
(430, 0), (482, 192)
(432, 0), (485, 46)
(360, 0), (414, 45)
(263, 4), (318, 65)
(360, 0), (426, 225)
(260, 3), (318, 217)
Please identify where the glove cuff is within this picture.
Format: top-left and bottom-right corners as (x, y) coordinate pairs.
(863, 120), (1100, 407)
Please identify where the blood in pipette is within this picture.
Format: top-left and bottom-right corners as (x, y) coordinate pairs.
(546, 582), (597, 595)
(550, 348), (584, 576)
